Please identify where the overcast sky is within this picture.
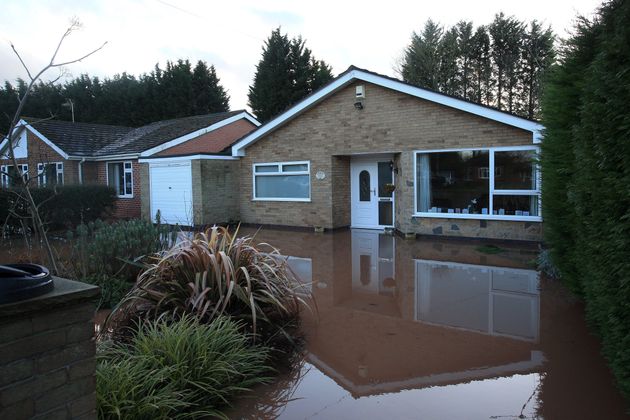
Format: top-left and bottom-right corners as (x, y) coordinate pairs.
(0, 0), (602, 112)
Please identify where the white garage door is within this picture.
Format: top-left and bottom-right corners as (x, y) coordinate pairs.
(149, 162), (193, 225)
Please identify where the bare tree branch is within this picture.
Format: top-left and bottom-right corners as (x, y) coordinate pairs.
(53, 41), (107, 68)
(10, 43), (34, 81)
(3, 18), (107, 274)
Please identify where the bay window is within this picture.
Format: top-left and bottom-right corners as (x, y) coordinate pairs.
(253, 161), (310, 201)
(108, 161), (133, 198)
(415, 147), (540, 220)
(37, 162), (64, 186)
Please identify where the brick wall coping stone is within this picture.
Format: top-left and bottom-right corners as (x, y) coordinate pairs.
(0, 277), (99, 319)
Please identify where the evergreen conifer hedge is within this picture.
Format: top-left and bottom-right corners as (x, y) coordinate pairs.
(541, 0), (630, 399)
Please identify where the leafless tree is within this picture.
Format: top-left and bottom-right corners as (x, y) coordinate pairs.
(2, 18), (106, 273)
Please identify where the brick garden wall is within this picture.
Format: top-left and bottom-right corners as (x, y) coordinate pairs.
(0, 278), (99, 419)
(238, 81), (542, 241)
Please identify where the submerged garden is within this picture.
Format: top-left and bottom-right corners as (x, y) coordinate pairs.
(1, 188), (310, 418)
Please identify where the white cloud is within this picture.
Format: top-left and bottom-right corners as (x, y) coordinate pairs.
(0, 0), (601, 113)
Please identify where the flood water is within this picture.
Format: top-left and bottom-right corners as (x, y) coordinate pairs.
(230, 228), (628, 420)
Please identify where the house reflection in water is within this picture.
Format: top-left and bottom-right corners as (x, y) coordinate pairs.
(230, 227), (627, 420)
(307, 229), (542, 398)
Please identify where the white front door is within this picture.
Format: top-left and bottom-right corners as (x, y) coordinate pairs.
(351, 161), (378, 228)
(351, 158), (395, 229)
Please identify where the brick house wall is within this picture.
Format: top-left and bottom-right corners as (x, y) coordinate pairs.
(239, 81), (542, 241)
(96, 160), (142, 219)
(156, 120), (257, 156)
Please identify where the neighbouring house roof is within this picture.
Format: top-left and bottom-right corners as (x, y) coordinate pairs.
(101, 111), (257, 157)
(231, 65), (545, 156)
(4, 111), (258, 160)
(21, 117), (133, 158)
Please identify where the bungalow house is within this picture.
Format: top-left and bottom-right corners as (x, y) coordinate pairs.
(145, 66), (541, 241)
(2, 65), (543, 242)
(0, 111), (259, 222)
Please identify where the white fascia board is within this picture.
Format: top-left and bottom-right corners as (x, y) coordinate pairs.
(139, 154), (239, 164)
(2, 120), (70, 160)
(140, 112), (261, 158)
(232, 69), (544, 156)
(67, 153), (140, 161)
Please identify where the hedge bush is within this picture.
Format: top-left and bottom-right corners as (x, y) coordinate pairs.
(64, 219), (174, 308)
(541, 0), (630, 399)
(0, 184), (117, 233)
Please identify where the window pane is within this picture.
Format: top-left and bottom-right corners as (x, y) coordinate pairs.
(124, 171), (133, 195)
(494, 150), (536, 190)
(378, 162), (393, 197)
(108, 163), (121, 195)
(492, 195), (539, 216)
(45, 165), (57, 186)
(255, 165), (279, 173)
(282, 163), (308, 172)
(416, 151), (490, 214)
(359, 170), (370, 202)
(255, 175), (309, 199)
(378, 201), (393, 226)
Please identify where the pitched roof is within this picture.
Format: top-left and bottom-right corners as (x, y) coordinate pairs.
(232, 65), (544, 156)
(19, 111), (255, 158)
(21, 117), (133, 157)
(96, 111), (248, 156)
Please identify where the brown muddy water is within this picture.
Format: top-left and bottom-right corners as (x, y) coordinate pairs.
(229, 228), (628, 420)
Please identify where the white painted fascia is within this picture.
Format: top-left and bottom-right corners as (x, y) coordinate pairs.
(231, 69), (544, 156)
(139, 154), (239, 164)
(140, 112), (260, 158)
(2, 120), (70, 160)
(67, 153), (140, 161)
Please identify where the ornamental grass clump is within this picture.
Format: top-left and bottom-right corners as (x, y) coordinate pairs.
(97, 316), (270, 419)
(108, 226), (308, 343)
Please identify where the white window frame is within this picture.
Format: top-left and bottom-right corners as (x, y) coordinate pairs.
(37, 162), (64, 186)
(1, 163), (28, 188)
(252, 160), (311, 202)
(413, 146), (541, 222)
(106, 161), (134, 198)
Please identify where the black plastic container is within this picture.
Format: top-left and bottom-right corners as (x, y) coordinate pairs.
(0, 264), (53, 304)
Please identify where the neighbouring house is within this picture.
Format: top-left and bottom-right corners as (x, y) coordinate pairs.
(0, 111), (259, 221)
(216, 66), (542, 241)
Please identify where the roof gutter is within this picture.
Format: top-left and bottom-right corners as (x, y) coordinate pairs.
(67, 153), (140, 161)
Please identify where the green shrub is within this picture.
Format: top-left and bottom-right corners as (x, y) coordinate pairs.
(541, 0), (630, 399)
(66, 219), (174, 281)
(97, 316), (270, 419)
(108, 226), (308, 344)
(0, 185), (116, 234)
(81, 275), (132, 309)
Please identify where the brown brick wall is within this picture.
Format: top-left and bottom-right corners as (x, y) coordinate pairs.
(0, 131), (79, 185)
(96, 160), (142, 219)
(156, 119), (257, 156)
(239, 81), (541, 241)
